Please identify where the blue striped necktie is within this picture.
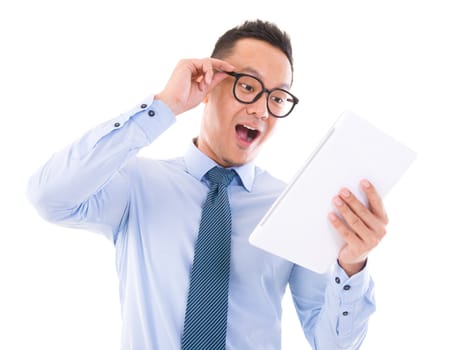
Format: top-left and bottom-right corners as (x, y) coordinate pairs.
(181, 166), (236, 350)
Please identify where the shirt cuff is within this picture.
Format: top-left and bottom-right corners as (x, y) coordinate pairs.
(128, 96), (176, 143)
(328, 261), (374, 338)
(330, 261), (372, 304)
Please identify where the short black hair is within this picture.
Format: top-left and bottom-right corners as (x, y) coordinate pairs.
(211, 19), (294, 78)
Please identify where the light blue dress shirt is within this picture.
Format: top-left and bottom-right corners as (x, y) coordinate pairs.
(27, 96), (376, 350)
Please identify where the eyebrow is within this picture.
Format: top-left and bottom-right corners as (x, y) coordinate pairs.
(238, 66), (291, 90)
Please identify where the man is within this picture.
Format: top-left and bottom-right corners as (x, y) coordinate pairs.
(27, 19), (388, 349)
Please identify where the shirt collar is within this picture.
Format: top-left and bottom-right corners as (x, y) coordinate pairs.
(184, 139), (255, 192)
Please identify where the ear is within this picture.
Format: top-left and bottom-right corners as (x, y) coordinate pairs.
(203, 94), (209, 104)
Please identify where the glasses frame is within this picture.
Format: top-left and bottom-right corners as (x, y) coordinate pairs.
(223, 71), (299, 118)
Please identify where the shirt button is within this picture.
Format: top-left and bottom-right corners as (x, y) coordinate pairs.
(335, 277), (341, 284)
(343, 285), (351, 291)
(114, 122), (120, 127)
(148, 110), (155, 117)
(140, 103), (148, 108)
(342, 311), (349, 316)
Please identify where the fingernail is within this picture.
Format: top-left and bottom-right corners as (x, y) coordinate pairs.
(361, 179), (371, 188)
(328, 213), (337, 222)
(341, 189), (350, 197)
(334, 197), (343, 206)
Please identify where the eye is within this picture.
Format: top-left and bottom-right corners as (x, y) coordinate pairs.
(270, 95), (284, 104)
(269, 90), (291, 106)
(236, 75), (260, 95)
(239, 82), (255, 93)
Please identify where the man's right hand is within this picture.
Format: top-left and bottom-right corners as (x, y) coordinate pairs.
(154, 58), (235, 116)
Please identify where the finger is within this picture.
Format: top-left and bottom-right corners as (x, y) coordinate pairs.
(208, 58), (235, 86)
(333, 196), (372, 241)
(338, 188), (386, 235)
(360, 179), (389, 225)
(197, 58), (235, 90)
(201, 61), (214, 85)
(328, 212), (363, 247)
(209, 57), (235, 72)
(201, 58), (235, 85)
(198, 70), (227, 92)
(199, 78), (207, 92)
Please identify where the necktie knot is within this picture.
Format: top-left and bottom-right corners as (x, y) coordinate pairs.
(205, 166), (236, 187)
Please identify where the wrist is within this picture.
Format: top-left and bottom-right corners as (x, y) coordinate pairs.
(338, 259), (367, 277)
(154, 93), (179, 116)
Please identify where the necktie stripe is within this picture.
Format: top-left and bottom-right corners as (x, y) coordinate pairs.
(181, 167), (235, 350)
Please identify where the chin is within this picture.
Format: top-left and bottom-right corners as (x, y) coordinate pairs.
(220, 153), (252, 167)
(217, 143), (260, 167)
(234, 153), (258, 167)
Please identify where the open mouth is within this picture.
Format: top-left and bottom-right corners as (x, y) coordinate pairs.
(235, 124), (261, 144)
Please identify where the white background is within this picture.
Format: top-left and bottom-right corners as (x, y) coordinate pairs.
(1, 0), (474, 349)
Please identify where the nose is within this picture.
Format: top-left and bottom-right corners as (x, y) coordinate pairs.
(246, 94), (269, 120)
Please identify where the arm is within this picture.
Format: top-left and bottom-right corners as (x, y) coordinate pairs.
(290, 180), (387, 349)
(26, 98), (176, 240)
(289, 263), (375, 350)
(27, 58), (236, 240)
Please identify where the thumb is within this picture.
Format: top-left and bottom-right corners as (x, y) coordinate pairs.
(200, 70), (229, 92)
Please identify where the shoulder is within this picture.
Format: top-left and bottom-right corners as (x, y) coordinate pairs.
(124, 156), (188, 181)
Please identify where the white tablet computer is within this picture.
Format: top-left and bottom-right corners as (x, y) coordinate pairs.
(249, 111), (417, 273)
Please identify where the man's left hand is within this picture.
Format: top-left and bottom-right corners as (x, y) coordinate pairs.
(328, 179), (389, 277)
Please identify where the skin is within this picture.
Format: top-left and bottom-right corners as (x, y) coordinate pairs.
(198, 39), (290, 167)
(155, 38), (388, 276)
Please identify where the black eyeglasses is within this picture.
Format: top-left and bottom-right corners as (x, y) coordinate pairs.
(223, 71), (299, 118)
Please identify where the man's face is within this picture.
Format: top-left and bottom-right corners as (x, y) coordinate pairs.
(197, 38), (293, 167)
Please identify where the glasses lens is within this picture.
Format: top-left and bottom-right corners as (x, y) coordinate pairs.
(268, 90), (296, 117)
(232, 73), (297, 118)
(234, 75), (262, 103)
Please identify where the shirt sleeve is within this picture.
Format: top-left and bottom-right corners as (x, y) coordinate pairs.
(289, 261), (375, 349)
(26, 96), (176, 242)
